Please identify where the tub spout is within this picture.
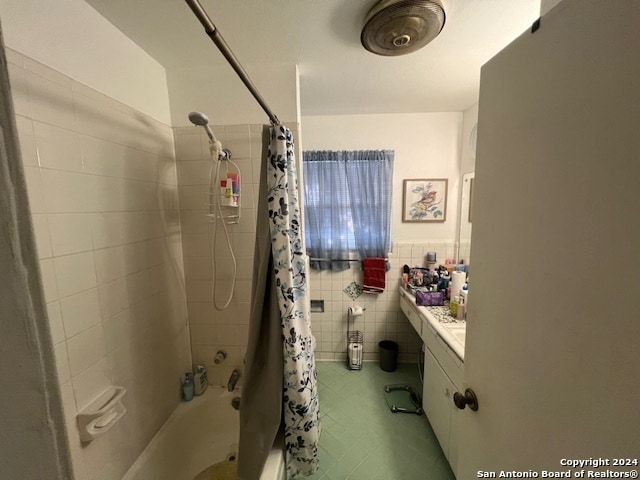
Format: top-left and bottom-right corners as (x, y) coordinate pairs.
(227, 369), (241, 392)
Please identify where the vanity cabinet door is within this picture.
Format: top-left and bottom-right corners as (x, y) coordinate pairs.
(423, 346), (455, 462)
(449, 399), (461, 475)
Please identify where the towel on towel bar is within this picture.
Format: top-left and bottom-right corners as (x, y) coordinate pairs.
(362, 257), (386, 293)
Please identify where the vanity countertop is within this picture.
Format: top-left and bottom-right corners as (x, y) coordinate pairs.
(399, 287), (466, 362)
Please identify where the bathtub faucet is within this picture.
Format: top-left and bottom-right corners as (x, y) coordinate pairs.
(227, 369), (241, 392)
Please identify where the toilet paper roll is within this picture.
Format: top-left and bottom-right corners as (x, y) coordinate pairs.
(348, 305), (364, 316)
(451, 271), (466, 298)
(349, 343), (362, 366)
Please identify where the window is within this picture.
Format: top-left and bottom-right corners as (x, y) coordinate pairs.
(302, 150), (394, 271)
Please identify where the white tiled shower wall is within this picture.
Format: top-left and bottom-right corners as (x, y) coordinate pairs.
(174, 123), (301, 387)
(310, 241), (459, 363)
(7, 48), (190, 480)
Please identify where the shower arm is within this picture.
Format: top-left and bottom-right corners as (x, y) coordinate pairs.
(184, 0), (281, 126)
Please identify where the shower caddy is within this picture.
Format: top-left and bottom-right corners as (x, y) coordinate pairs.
(207, 147), (241, 224)
(346, 307), (364, 370)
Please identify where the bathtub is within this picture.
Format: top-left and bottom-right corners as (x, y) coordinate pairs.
(123, 387), (285, 480)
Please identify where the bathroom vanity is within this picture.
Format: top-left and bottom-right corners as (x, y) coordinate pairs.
(399, 287), (465, 477)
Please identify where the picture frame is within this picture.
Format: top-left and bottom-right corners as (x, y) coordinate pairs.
(402, 178), (448, 223)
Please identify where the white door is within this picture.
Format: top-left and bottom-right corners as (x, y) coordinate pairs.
(423, 346), (453, 460)
(457, 0), (640, 477)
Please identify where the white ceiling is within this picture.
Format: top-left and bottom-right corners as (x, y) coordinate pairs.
(84, 0), (540, 116)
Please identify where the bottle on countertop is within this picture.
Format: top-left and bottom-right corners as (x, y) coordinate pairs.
(182, 372), (194, 402)
(456, 297), (466, 321)
(459, 283), (468, 302)
(450, 296), (459, 317)
(460, 282), (469, 318)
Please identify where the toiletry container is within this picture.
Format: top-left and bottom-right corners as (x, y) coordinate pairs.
(459, 283), (468, 302)
(194, 365), (208, 396)
(460, 283), (469, 319)
(182, 372), (194, 402)
(457, 298), (466, 320)
(225, 177), (234, 205)
(438, 273), (450, 297)
(450, 296), (459, 317)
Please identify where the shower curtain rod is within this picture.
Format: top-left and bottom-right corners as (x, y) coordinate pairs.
(184, 0), (281, 126)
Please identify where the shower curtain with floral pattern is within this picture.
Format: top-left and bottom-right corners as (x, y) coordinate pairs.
(267, 125), (319, 478)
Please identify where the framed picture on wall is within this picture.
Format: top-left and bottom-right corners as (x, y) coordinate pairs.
(402, 178), (448, 223)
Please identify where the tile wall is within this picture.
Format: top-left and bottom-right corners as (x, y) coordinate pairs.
(310, 241), (459, 363)
(459, 240), (471, 265)
(7, 48), (190, 480)
(174, 123), (301, 387)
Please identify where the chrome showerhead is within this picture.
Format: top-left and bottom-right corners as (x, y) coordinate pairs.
(188, 111), (217, 141)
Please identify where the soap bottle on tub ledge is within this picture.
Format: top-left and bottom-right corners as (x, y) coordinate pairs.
(182, 372), (194, 402)
(194, 365), (208, 396)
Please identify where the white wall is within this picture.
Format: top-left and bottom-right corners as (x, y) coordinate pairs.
(7, 46), (190, 480)
(3, 50), (190, 480)
(168, 63), (299, 126)
(0, 36), (72, 480)
(302, 112), (463, 243)
(0, 3), (185, 478)
(460, 102), (478, 175)
(0, 0), (171, 124)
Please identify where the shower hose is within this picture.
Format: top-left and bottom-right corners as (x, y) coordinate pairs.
(207, 141), (239, 311)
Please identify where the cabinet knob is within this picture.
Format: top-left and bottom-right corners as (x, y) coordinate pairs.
(453, 388), (478, 411)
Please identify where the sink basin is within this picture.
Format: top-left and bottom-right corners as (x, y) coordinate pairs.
(448, 327), (466, 347)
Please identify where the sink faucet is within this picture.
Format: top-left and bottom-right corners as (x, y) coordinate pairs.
(227, 369), (241, 392)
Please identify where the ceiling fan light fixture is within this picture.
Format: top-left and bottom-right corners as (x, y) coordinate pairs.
(361, 0), (446, 56)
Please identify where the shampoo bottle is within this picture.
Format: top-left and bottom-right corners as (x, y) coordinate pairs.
(182, 372), (194, 402)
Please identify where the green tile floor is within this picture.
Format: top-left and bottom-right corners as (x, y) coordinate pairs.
(309, 361), (456, 480)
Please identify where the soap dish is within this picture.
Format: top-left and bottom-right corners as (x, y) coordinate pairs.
(77, 386), (126, 442)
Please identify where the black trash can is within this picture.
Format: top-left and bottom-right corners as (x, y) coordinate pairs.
(378, 340), (399, 372)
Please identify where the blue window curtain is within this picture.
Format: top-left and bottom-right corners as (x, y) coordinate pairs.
(302, 150), (394, 271)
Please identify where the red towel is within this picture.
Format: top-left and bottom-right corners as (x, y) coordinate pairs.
(362, 257), (386, 294)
